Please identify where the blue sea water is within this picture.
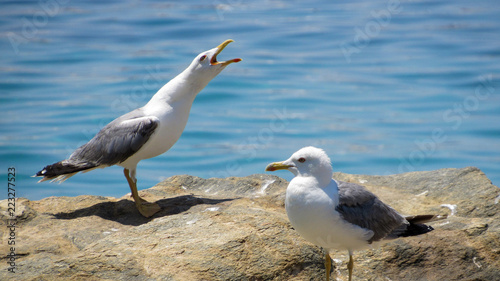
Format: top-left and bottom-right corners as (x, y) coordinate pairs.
(1, 0), (499, 200)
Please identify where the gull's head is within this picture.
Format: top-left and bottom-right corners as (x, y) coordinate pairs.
(265, 146), (334, 185)
(186, 39), (241, 82)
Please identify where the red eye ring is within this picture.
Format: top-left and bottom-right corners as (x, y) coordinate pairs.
(199, 55), (207, 62)
(298, 157), (306, 163)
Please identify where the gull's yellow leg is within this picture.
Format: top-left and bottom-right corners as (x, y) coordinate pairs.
(347, 250), (354, 281)
(124, 168), (161, 217)
(325, 252), (332, 281)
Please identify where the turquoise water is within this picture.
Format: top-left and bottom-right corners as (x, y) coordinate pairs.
(1, 0), (499, 200)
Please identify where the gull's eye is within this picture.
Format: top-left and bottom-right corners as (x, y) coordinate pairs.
(199, 55), (207, 62)
(298, 157), (306, 163)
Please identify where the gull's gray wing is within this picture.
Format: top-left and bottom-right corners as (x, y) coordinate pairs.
(335, 180), (407, 242)
(69, 109), (159, 167)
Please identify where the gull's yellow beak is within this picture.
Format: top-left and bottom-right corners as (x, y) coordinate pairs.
(211, 39), (242, 66)
(265, 162), (293, 172)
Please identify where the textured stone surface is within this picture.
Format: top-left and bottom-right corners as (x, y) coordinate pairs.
(1, 167), (498, 280)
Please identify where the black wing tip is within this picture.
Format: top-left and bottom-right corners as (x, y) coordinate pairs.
(34, 161), (96, 183)
(398, 222), (434, 237)
(33, 167), (59, 182)
(400, 213), (450, 237)
(34, 169), (46, 177)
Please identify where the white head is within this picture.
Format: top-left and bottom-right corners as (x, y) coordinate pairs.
(265, 146), (334, 187)
(183, 39), (241, 88)
(150, 39), (241, 104)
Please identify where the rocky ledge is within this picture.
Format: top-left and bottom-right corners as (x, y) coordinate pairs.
(1, 167), (499, 281)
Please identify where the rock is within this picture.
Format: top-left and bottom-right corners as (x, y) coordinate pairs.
(0, 167), (498, 281)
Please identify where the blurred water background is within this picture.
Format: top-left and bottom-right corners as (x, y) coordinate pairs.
(1, 0), (499, 200)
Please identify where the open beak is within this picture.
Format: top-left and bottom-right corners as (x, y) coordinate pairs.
(265, 162), (293, 172)
(211, 39), (242, 66)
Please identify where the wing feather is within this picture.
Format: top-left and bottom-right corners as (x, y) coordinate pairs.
(335, 180), (407, 242)
(69, 110), (159, 166)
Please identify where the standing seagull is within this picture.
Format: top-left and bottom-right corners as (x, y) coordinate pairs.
(35, 39), (241, 217)
(266, 147), (446, 281)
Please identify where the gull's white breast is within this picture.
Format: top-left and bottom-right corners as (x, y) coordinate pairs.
(119, 97), (194, 169)
(285, 177), (373, 251)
